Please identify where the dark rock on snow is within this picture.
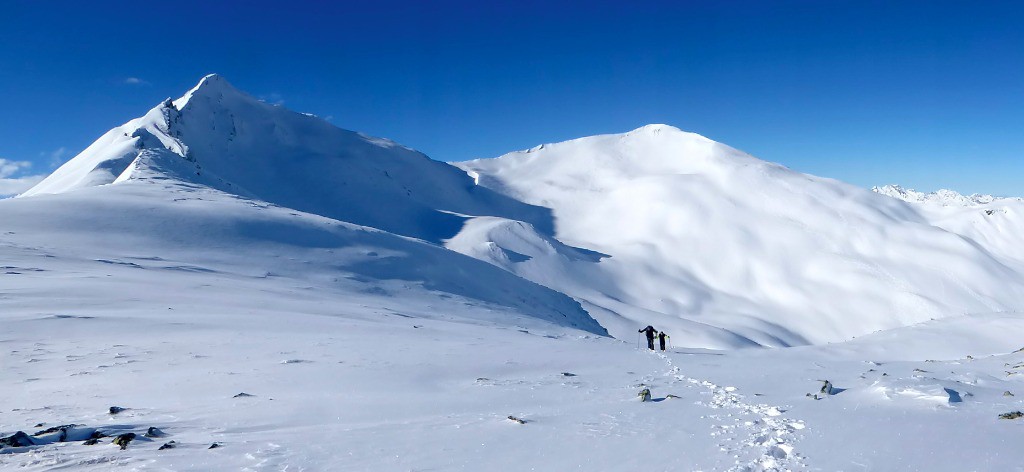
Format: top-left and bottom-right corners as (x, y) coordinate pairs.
(0, 431), (35, 448)
(113, 433), (136, 450)
(33, 424), (78, 441)
(998, 411), (1024, 420)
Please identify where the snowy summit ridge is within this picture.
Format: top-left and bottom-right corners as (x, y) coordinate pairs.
(21, 74), (549, 243)
(171, 73), (242, 109)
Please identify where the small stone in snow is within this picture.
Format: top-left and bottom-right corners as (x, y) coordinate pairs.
(109, 406), (127, 414)
(158, 441), (176, 450)
(998, 411), (1024, 420)
(233, 392), (255, 398)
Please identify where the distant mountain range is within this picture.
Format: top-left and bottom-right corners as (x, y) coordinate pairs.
(871, 184), (1014, 206)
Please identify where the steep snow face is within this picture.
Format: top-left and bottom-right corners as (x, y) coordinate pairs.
(456, 125), (1024, 347)
(873, 184), (1003, 207)
(2, 178), (606, 335)
(22, 75), (550, 243)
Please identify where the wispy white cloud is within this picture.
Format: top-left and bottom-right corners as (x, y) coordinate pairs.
(41, 147), (68, 168)
(123, 77), (150, 86)
(258, 93), (285, 106)
(0, 158), (47, 198)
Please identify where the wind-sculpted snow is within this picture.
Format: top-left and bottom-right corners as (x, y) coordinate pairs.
(457, 125), (1024, 347)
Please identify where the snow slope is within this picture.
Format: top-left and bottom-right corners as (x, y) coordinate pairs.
(3, 179), (604, 336)
(4, 229), (1024, 471)
(872, 185), (1024, 269)
(456, 125), (1024, 346)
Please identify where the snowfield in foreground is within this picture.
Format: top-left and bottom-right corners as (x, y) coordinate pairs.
(4, 75), (1024, 470)
(4, 248), (1024, 471)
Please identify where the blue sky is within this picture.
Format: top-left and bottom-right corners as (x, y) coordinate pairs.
(1, 0), (1021, 195)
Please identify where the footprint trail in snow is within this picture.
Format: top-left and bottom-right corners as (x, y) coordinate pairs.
(657, 352), (808, 471)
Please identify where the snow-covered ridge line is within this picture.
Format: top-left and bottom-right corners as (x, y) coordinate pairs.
(872, 184), (1016, 207)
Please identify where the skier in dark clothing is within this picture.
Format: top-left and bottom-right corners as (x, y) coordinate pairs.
(657, 331), (670, 351)
(639, 325), (657, 350)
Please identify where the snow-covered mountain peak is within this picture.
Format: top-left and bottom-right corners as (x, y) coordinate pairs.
(625, 123), (709, 141)
(172, 73), (247, 109)
(465, 124), (774, 200)
(20, 75), (553, 242)
(873, 184), (1000, 206)
(457, 126), (1024, 345)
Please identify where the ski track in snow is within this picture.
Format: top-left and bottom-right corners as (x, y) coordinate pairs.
(656, 352), (807, 472)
